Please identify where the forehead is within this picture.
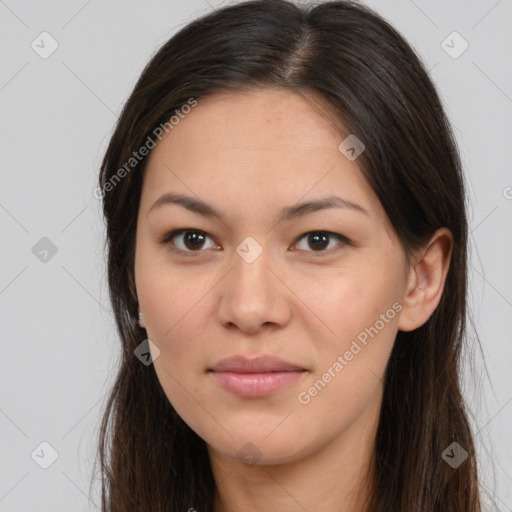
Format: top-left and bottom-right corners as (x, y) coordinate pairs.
(141, 88), (385, 224)
(149, 88), (346, 159)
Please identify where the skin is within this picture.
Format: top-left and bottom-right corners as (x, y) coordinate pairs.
(134, 88), (453, 512)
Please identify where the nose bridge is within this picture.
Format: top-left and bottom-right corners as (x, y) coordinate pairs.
(231, 236), (275, 304)
(216, 235), (290, 332)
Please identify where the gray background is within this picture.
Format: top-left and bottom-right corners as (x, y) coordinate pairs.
(0, 0), (511, 510)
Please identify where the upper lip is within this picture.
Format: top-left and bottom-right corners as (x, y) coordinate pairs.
(209, 355), (305, 373)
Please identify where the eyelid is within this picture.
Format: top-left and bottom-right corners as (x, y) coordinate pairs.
(160, 228), (350, 255)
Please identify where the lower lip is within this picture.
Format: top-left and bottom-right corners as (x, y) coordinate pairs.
(210, 370), (306, 398)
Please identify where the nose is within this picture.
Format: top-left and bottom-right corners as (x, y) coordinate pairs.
(215, 243), (292, 334)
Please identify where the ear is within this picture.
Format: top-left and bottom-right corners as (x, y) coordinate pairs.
(138, 307), (146, 329)
(397, 228), (453, 332)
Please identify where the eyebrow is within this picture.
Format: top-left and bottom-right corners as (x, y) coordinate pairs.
(147, 192), (368, 222)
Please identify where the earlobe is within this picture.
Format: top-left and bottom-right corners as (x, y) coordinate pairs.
(397, 228), (453, 332)
(138, 308), (146, 329)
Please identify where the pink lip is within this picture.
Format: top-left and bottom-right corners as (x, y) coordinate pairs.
(208, 355), (307, 398)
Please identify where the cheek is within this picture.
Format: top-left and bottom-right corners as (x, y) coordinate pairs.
(311, 268), (401, 345)
(140, 280), (210, 361)
(137, 266), (212, 415)
(294, 279), (399, 437)
(135, 242), (211, 342)
(305, 259), (403, 395)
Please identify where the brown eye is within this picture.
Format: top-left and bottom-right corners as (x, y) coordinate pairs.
(294, 231), (349, 254)
(307, 232), (329, 250)
(182, 231), (206, 250)
(161, 229), (218, 254)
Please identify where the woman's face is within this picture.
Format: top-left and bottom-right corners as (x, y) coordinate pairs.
(134, 88), (410, 466)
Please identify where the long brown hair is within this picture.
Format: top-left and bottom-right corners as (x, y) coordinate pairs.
(94, 1), (490, 510)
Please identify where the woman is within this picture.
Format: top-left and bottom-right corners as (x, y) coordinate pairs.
(95, 1), (489, 510)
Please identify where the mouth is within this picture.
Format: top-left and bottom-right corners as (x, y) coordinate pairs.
(208, 354), (307, 398)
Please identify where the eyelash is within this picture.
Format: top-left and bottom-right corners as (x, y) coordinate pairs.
(159, 229), (350, 257)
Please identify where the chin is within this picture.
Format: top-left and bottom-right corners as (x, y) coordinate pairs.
(205, 430), (311, 467)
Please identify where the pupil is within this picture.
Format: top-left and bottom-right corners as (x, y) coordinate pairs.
(309, 232), (328, 250)
(185, 231), (204, 250)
